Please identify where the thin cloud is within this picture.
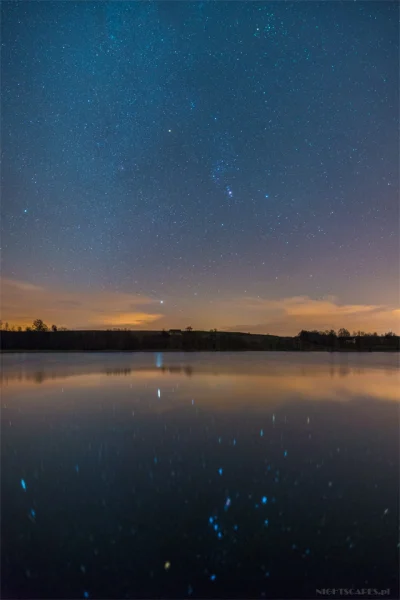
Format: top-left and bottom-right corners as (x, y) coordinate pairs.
(1, 278), (44, 292)
(1, 279), (398, 334)
(0, 278), (163, 330)
(54, 300), (82, 309)
(94, 312), (163, 327)
(225, 295), (399, 335)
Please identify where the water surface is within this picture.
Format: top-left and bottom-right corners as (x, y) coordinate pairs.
(1, 352), (399, 599)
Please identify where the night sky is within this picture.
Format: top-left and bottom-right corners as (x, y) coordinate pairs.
(1, 1), (399, 333)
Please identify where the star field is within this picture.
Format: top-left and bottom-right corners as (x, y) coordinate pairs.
(1, 1), (398, 331)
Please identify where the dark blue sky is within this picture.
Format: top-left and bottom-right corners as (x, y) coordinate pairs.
(1, 1), (398, 332)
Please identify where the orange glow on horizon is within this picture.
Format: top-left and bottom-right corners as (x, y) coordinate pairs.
(1, 278), (399, 335)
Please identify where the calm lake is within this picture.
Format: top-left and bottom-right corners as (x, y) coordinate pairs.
(1, 352), (399, 599)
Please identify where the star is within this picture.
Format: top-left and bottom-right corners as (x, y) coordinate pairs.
(1, 0), (396, 336)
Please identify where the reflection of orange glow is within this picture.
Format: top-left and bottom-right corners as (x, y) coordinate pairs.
(2, 357), (399, 407)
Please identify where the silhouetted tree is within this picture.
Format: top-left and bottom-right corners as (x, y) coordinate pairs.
(186, 326), (193, 332)
(51, 324), (58, 332)
(338, 328), (350, 337)
(32, 319), (48, 332)
(353, 330), (366, 337)
(298, 330), (309, 340)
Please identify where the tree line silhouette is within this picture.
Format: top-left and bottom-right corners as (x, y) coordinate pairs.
(0, 319), (67, 332)
(0, 320), (398, 352)
(297, 329), (398, 351)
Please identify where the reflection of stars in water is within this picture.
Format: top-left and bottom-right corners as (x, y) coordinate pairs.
(7, 361), (396, 599)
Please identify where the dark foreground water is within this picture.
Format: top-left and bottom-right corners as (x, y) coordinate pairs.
(1, 352), (399, 600)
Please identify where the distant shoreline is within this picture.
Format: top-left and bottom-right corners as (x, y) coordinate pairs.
(1, 329), (398, 353)
(1, 349), (399, 353)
